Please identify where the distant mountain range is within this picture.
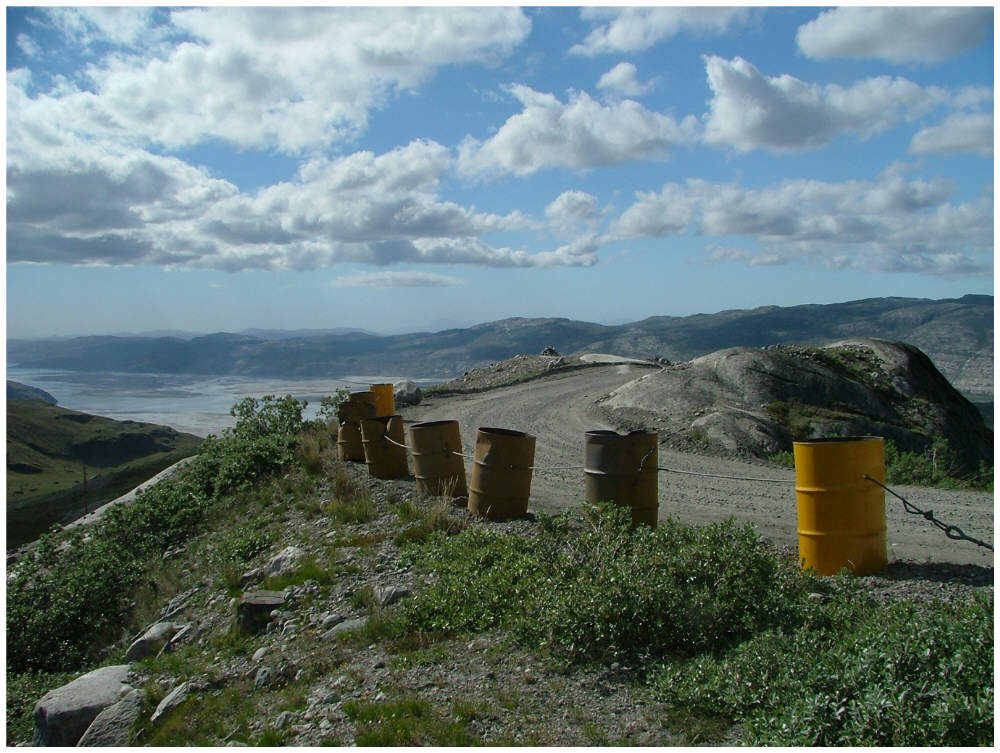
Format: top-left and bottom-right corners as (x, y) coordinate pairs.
(8, 295), (993, 400)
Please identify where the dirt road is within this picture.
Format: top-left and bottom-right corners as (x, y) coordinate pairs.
(404, 364), (994, 568)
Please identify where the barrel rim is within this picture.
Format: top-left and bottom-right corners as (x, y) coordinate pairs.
(585, 429), (657, 439)
(411, 419), (460, 430)
(477, 426), (535, 439)
(793, 435), (884, 446)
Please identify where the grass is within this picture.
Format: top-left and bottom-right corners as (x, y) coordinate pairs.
(343, 695), (473, 746)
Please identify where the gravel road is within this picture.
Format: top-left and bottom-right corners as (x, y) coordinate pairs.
(404, 364), (994, 569)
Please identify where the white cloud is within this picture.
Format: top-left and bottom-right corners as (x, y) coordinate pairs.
(610, 169), (992, 276)
(16, 33), (40, 57)
(596, 62), (652, 97)
(329, 271), (463, 288)
(703, 56), (949, 152)
(571, 7), (753, 56)
(44, 6), (161, 49)
(909, 112), (994, 157)
(20, 7), (531, 154)
(797, 7), (992, 64)
(457, 85), (697, 177)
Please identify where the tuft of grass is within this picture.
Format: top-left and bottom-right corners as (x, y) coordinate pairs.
(324, 494), (375, 524)
(343, 695), (473, 746)
(392, 499), (465, 546)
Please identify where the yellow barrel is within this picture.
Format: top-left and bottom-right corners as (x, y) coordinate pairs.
(409, 420), (469, 501)
(794, 436), (887, 576)
(468, 427), (535, 520)
(584, 430), (659, 527)
(360, 415), (409, 479)
(370, 384), (395, 418)
(336, 421), (365, 461)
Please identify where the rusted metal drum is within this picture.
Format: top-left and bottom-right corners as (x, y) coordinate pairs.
(794, 436), (887, 576)
(336, 421), (365, 461)
(370, 384), (395, 418)
(360, 415), (409, 479)
(409, 420), (468, 500)
(468, 427), (535, 520)
(584, 430), (659, 527)
(339, 392), (377, 422)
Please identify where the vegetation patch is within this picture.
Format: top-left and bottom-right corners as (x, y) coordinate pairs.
(343, 695), (472, 746)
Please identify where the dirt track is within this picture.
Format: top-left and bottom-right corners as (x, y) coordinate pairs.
(405, 364), (994, 568)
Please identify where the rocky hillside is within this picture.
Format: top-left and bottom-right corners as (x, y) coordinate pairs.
(8, 295), (992, 399)
(598, 339), (992, 473)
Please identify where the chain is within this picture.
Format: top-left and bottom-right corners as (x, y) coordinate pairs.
(863, 475), (994, 551)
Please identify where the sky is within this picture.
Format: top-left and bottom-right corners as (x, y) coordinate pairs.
(4, 3), (995, 338)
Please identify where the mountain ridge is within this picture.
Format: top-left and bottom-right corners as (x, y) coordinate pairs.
(8, 295), (993, 399)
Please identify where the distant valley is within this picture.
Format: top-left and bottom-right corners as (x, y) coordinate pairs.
(9, 295), (993, 400)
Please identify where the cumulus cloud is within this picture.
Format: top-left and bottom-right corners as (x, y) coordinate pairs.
(18, 7), (531, 154)
(797, 7), (992, 64)
(909, 112), (994, 157)
(703, 55), (950, 152)
(609, 169), (992, 276)
(571, 6), (753, 56)
(329, 270), (462, 288)
(596, 62), (652, 97)
(16, 33), (40, 57)
(44, 6), (162, 49)
(457, 85), (697, 177)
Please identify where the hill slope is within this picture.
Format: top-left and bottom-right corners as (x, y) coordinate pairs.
(6, 398), (202, 547)
(7, 295), (992, 398)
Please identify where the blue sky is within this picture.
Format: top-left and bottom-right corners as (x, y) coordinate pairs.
(5, 4), (994, 338)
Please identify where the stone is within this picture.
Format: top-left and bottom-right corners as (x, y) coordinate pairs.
(265, 546), (306, 577)
(77, 688), (144, 746)
(254, 667), (274, 689)
(541, 345), (560, 356)
(237, 591), (286, 634)
(321, 613), (345, 628)
(322, 617), (367, 639)
(32, 664), (133, 746)
(252, 647), (268, 663)
(393, 380), (423, 407)
(374, 585), (411, 606)
(150, 681), (191, 725)
(125, 621), (186, 662)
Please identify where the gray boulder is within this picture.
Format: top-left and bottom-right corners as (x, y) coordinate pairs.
(124, 621), (187, 662)
(237, 590), (286, 634)
(265, 546), (305, 577)
(150, 681), (190, 725)
(32, 664), (133, 746)
(394, 380), (422, 407)
(77, 688), (144, 746)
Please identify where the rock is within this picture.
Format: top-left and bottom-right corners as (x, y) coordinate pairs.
(237, 591), (286, 634)
(322, 617), (367, 639)
(77, 688), (144, 746)
(321, 613), (345, 628)
(150, 681), (191, 725)
(393, 380), (422, 407)
(541, 346), (560, 356)
(125, 621), (187, 662)
(275, 711), (295, 729)
(254, 667), (274, 690)
(265, 546), (305, 577)
(252, 647), (268, 663)
(239, 567), (262, 587)
(32, 664), (133, 746)
(374, 585), (411, 606)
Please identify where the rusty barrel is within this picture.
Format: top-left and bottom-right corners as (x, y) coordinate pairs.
(468, 427), (535, 520)
(794, 436), (887, 576)
(370, 383), (395, 418)
(360, 415), (409, 479)
(336, 421), (365, 461)
(408, 420), (468, 500)
(584, 430), (659, 527)
(338, 391), (377, 422)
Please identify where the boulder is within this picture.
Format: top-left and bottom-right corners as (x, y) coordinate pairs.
(393, 380), (422, 407)
(150, 681), (190, 724)
(541, 346), (560, 356)
(265, 546), (305, 577)
(32, 664), (133, 746)
(124, 621), (187, 662)
(237, 590), (286, 634)
(77, 688), (144, 747)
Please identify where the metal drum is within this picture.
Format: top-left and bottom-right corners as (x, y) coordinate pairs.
(336, 421), (365, 461)
(338, 392), (377, 422)
(360, 415), (409, 479)
(468, 427), (535, 520)
(584, 429), (659, 527)
(409, 420), (468, 500)
(369, 384), (395, 418)
(794, 436), (887, 576)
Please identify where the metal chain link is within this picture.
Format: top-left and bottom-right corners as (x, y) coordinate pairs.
(863, 474), (994, 551)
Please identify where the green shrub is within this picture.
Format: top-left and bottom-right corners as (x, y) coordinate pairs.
(6, 669), (77, 743)
(652, 584), (994, 746)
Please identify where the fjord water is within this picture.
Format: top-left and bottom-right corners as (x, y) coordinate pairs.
(6, 368), (429, 437)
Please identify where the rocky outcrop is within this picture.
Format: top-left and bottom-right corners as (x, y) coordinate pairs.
(125, 622), (189, 662)
(77, 688), (145, 746)
(394, 380), (422, 407)
(32, 664), (134, 746)
(598, 339), (991, 472)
